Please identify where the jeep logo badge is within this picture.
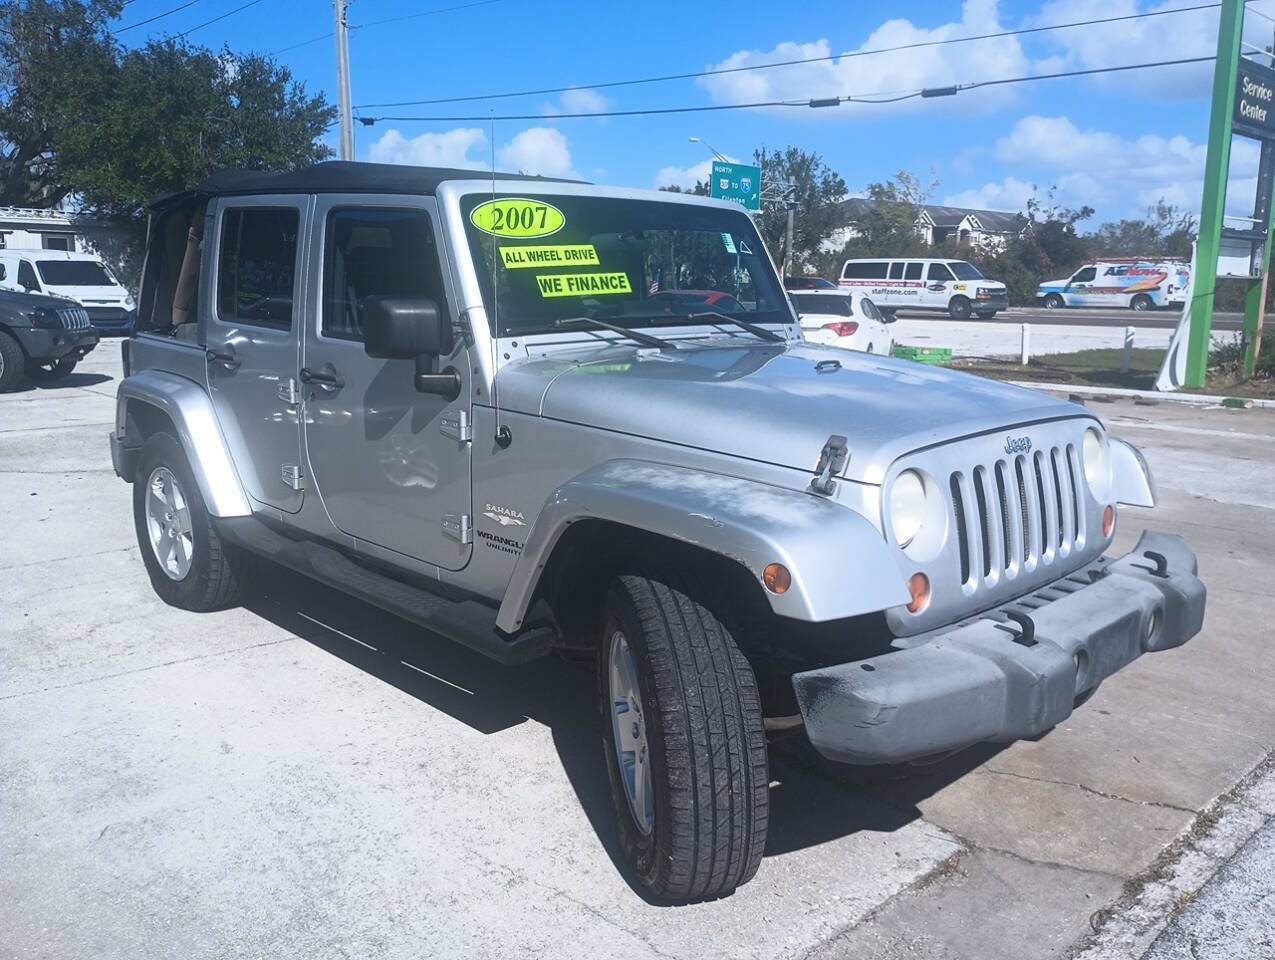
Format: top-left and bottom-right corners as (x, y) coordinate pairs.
(1004, 435), (1032, 454)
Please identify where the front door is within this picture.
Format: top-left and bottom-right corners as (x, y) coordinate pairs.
(300, 196), (472, 571)
(205, 197), (307, 513)
(923, 262), (953, 308)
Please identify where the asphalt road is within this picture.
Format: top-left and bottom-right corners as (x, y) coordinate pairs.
(2, 340), (1273, 959)
(893, 306), (1258, 331)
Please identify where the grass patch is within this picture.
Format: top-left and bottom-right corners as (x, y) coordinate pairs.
(948, 346), (1275, 399)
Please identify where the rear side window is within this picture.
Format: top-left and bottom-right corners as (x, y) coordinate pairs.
(18, 260), (40, 291)
(217, 207), (299, 330)
(321, 207), (449, 342)
(904, 262), (922, 280)
(927, 263), (954, 282)
(887, 262), (904, 280)
(842, 261), (887, 280)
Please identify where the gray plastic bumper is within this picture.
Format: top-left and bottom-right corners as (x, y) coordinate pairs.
(792, 531), (1206, 765)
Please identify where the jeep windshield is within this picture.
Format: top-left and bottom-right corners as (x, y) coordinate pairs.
(460, 193), (789, 337)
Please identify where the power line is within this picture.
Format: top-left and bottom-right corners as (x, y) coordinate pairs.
(356, 55), (1215, 124)
(354, 2), (1221, 109)
(270, 0), (505, 56)
(114, 0), (201, 33)
(172, 0), (267, 39)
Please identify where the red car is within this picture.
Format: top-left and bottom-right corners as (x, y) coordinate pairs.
(784, 275), (837, 291)
(647, 289), (745, 313)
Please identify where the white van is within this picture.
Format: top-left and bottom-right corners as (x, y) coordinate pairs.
(1036, 259), (1190, 311)
(839, 257), (1008, 320)
(0, 250), (136, 334)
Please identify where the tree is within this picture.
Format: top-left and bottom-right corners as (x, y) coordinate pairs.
(752, 146), (847, 272)
(0, 0), (121, 206)
(0, 0), (335, 215)
(1088, 200), (1197, 259)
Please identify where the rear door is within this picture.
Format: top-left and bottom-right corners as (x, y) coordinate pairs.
(205, 196), (308, 513)
(300, 195), (472, 571)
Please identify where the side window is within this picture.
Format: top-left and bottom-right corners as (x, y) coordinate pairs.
(1073, 266), (1097, 283)
(322, 207), (449, 343)
(217, 207), (299, 330)
(927, 263), (953, 282)
(842, 261), (888, 280)
(887, 262), (904, 280)
(904, 262), (922, 281)
(18, 260), (40, 291)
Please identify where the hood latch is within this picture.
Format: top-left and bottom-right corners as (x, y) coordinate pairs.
(810, 434), (848, 496)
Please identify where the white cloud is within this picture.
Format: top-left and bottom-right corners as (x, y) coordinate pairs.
(653, 159), (713, 190)
(696, 0), (1031, 116)
(542, 87), (610, 116)
(944, 115), (1263, 220)
(367, 127), (487, 168)
(497, 127), (579, 179)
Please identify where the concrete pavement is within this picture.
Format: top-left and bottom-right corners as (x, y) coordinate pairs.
(2, 340), (1272, 959)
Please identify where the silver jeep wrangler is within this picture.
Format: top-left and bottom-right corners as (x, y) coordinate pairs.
(110, 162), (1205, 902)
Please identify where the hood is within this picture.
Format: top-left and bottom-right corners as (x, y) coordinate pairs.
(0, 288), (79, 312)
(44, 285), (129, 303)
(498, 339), (1088, 484)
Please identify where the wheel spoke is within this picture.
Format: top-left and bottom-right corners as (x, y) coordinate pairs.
(632, 748), (650, 829)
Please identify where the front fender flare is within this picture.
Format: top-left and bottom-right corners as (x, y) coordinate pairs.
(495, 459), (909, 633)
(116, 370), (251, 517)
(1109, 437), (1157, 508)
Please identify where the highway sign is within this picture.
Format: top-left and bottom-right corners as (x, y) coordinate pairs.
(710, 161), (761, 211)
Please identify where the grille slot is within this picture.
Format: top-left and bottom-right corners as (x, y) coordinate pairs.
(55, 307), (91, 330)
(946, 441), (1088, 594)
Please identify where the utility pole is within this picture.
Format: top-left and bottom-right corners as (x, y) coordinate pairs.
(333, 0), (354, 161)
(783, 187), (796, 280)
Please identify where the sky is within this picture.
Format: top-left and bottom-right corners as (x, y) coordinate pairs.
(111, 0), (1275, 226)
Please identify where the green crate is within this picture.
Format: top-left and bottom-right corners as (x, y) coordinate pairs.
(891, 344), (953, 364)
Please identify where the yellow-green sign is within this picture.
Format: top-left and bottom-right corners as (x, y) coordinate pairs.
(536, 272), (632, 298)
(470, 198), (564, 238)
(499, 244), (598, 269)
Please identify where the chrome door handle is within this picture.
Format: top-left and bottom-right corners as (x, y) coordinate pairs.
(206, 346), (240, 370)
(300, 366), (345, 389)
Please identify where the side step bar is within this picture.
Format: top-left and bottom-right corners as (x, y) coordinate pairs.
(215, 516), (552, 665)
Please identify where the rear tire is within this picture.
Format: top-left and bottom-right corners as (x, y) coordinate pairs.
(26, 357), (77, 383)
(132, 431), (243, 611)
(1043, 294), (1065, 309)
(1130, 294), (1153, 312)
(598, 565), (769, 902)
(948, 296), (972, 320)
(0, 331), (26, 391)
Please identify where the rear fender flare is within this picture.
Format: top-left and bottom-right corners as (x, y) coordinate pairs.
(116, 370), (251, 517)
(495, 459), (909, 633)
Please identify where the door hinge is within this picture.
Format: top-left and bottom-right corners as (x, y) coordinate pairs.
(442, 513), (472, 544)
(440, 410), (472, 443)
(277, 378), (300, 404)
(809, 434), (848, 496)
(281, 464), (305, 491)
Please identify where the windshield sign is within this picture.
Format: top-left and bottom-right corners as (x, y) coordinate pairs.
(37, 260), (114, 286)
(462, 194), (788, 337)
(947, 261), (984, 281)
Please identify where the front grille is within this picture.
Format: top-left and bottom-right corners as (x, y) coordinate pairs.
(56, 307), (91, 330)
(948, 444), (1086, 591)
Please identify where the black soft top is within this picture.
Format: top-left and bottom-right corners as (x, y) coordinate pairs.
(149, 161), (579, 212)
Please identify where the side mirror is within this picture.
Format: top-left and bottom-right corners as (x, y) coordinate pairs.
(363, 296), (451, 359)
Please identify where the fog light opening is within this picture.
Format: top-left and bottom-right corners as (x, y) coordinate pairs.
(763, 563), (791, 595)
(906, 572), (931, 613)
(1146, 609), (1160, 643)
(1072, 649), (1090, 694)
(1102, 505), (1115, 537)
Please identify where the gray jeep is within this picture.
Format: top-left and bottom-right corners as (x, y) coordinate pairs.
(109, 162), (1205, 902)
(0, 268), (97, 391)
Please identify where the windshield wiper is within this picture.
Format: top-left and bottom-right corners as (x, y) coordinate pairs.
(686, 311), (785, 343)
(552, 316), (676, 350)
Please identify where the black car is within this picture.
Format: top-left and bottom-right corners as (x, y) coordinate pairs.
(0, 276), (98, 390)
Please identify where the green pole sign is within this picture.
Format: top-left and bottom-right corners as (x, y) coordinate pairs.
(710, 161), (761, 211)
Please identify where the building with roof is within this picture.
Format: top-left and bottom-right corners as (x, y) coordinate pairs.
(822, 198), (1029, 254)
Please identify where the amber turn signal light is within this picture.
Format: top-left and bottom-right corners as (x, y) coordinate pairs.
(763, 563), (791, 595)
(1103, 505), (1115, 537)
(906, 572), (931, 613)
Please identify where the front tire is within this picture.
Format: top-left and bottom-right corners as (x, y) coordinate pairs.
(26, 357), (77, 384)
(0, 331), (26, 391)
(1130, 294), (1153, 312)
(1043, 294), (1065, 309)
(598, 567), (769, 902)
(948, 296), (972, 320)
(132, 432), (242, 611)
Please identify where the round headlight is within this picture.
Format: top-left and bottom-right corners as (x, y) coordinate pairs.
(889, 469), (928, 546)
(1083, 428), (1109, 493)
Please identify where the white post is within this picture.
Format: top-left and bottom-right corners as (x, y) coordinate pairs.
(1121, 325), (1135, 373)
(1020, 322), (1031, 365)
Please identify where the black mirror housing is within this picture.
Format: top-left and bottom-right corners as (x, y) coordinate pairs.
(363, 296), (451, 359)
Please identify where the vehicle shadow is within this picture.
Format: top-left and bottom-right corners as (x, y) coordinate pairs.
(242, 562), (996, 901)
(6, 371), (114, 392)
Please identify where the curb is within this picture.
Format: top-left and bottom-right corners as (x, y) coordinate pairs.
(1008, 380), (1275, 410)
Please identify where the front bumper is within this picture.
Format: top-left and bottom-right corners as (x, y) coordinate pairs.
(793, 531), (1205, 764)
(973, 292), (1008, 312)
(14, 327), (99, 363)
